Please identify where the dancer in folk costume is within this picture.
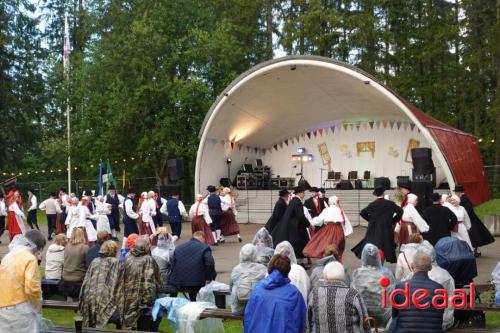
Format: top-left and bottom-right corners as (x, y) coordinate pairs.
(303, 196), (353, 261)
(78, 197), (98, 245)
(265, 189), (290, 233)
(54, 193), (67, 235)
(396, 193), (429, 245)
(304, 187), (324, 219)
(65, 197), (80, 238)
(26, 189), (39, 230)
(455, 184), (495, 256)
(105, 185), (122, 238)
(123, 189), (139, 237)
(443, 195), (473, 250)
(160, 191), (187, 241)
(95, 195), (112, 236)
(204, 185), (223, 245)
(394, 182), (412, 245)
(189, 194), (215, 245)
(6, 190), (26, 241)
(39, 192), (62, 240)
(220, 188), (242, 242)
(139, 191), (156, 236)
(0, 193), (7, 242)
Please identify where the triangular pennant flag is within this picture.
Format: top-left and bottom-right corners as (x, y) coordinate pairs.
(403, 122), (409, 130)
(274, 144), (278, 151)
(254, 148), (258, 154)
(349, 124), (354, 131)
(330, 126), (335, 134)
(319, 128), (323, 136)
(389, 121), (395, 129)
(313, 130), (317, 137)
(247, 146), (250, 152)
(356, 123), (361, 131)
(262, 149), (266, 156)
(238, 144), (243, 151)
(296, 135), (300, 142)
(410, 124), (415, 131)
(307, 132), (311, 139)
(343, 123), (348, 131)
(279, 142), (283, 149)
(230, 142), (235, 150)
(382, 120), (388, 128)
(369, 121), (374, 129)
(285, 139), (289, 146)
(301, 133), (305, 139)
(396, 121), (402, 130)
(418, 128), (421, 133)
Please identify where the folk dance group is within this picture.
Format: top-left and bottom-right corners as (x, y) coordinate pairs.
(264, 183), (494, 266)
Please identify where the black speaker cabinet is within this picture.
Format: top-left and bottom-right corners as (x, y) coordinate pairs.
(412, 180), (433, 212)
(411, 148), (435, 175)
(159, 185), (182, 199)
(219, 178), (231, 187)
(167, 159), (184, 181)
(374, 177), (391, 190)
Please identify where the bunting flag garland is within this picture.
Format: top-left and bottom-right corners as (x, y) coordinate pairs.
(389, 121), (395, 129)
(404, 123), (409, 130)
(319, 128), (323, 136)
(410, 124), (416, 131)
(330, 126), (335, 134)
(382, 120), (388, 128)
(273, 144), (278, 151)
(312, 130), (317, 137)
(349, 124), (354, 131)
(376, 121), (381, 129)
(230, 142), (235, 150)
(396, 121), (402, 130)
(279, 142), (283, 149)
(369, 121), (374, 129)
(307, 132), (311, 139)
(285, 139), (289, 146)
(343, 123), (348, 131)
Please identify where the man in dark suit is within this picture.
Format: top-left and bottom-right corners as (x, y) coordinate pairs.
(422, 192), (457, 245)
(271, 186), (311, 260)
(169, 231), (217, 301)
(389, 251), (444, 333)
(455, 184), (494, 256)
(265, 189), (289, 233)
(351, 187), (403, 263)
(304, 187), (323, 218)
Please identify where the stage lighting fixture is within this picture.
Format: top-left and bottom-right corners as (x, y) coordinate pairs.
(226, 158), (232, 165)
(297, 147), (305, 154)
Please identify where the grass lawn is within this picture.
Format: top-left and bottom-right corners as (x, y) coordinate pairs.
(475, 198), (500, 221)
(42, 308), (244, 332)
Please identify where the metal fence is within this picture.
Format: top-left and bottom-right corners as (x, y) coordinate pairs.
(484, 165), (500, 199)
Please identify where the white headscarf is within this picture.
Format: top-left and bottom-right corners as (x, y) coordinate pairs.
(407, 193), (418, 205)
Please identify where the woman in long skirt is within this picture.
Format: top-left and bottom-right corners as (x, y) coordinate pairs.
(303, 196), (352, 261)
(189, 194), (215, 245)
(396, 194), (429, 245)
(219, 188), (241, 242)
(444, 195), (473, 250)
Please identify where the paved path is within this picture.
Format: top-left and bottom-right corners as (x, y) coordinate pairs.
(1, 223), (498, 284)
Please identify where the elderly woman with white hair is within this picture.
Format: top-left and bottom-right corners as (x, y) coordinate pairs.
(397, 193), (429, 245)
(230, 244), (267, 314)
(188, 194), (215, 245)
(309, 261), (370, 333)
(220, 187), (242, 242)
(303, 196), (353, 260)
(274, 241), (310, 303)
(252, 227), (275, 266)
(444, 195), (473, 250)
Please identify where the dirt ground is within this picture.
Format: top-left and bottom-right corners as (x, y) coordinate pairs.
(0, 222), (498, 284)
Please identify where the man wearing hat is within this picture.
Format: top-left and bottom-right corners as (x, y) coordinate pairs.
(351, 187), (403, 263)
(422, 192), (458, 245)
(164, 190), (187, 241)
(39, 192), (62, 240)
(398, 182), (412, 208)
(122, 188), (139, 237)
(26, 189), (39, 230)
(0, 193), (7, 242)
(83, 190), (97, 229)
(265, 189), (290, 233)
(318, 188), (328, 209)
(455, 185), (495, 256)
(304, 187), (324, 219)
(105, 185), (120, 240)
(205, 185), (223, 244)
(271, 186), (311, 260)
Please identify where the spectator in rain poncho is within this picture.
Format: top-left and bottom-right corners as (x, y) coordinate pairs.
(309, 244), (344, 291)
(230, 244), (267, 314)
(151, 228), (176, 289)
(492, 262), (500, 304)
(0, 230), (46, 333)
(252, 227), (275, 266)
(274, 241), (310, 304)
(417, 241), (455, 330)
(351, 243), (394, 329)
(79, 240), (124, 328)
(309, 261), (370, 333)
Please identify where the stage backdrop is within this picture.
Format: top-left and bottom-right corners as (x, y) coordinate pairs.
(197, 118), (447, 192)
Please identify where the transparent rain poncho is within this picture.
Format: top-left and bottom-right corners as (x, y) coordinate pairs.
(418, 241), (455, 330)
(152, 234), (176, 289)
(252, 227), (275, 266)
(274, 241), (310, 304)
(351, 243), (393, 329)
(229, 244), (267, 314)
(491, 262), (500, 304)
(0, 235), (53, 333)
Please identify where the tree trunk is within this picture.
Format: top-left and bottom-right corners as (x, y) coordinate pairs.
(299, 0), (305, 55)
(494, 0), (500, 171)
(153, 156), (169, 186)
(266, 0), (273, 59)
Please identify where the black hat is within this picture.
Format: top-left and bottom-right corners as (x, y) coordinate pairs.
(108, 184), (116, 190)
(454, 184), (465, 192)
(398, 182), (411, 190)
(431, 192), (441, 202)
(59, 187), (67, 193)
(0, 193), (4, 199)
(279, 189), (290, 197)
(293, 186), (305, 194)
(84, 190), (93, 196)
(319, 188), (326, 193)
(49, 192), (57, 197)
(373, 187), (385, 196)
(207, 185), (217, 193)
(127, 188), (136, 194)
(309, 187), (319, 192)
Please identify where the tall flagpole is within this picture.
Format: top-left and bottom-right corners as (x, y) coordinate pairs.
(64, 13), (72, 194)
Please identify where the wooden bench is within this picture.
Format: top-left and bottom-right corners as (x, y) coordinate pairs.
(199, 308), (243, 320)
(450, 329), (500, 333)
(42, 299), (79, 311)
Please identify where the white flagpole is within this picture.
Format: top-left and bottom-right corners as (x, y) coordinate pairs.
(64, 13), (72, 194)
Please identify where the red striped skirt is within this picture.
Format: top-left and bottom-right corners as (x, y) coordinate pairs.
(220, 209), (240, 236)
(303, 223), (345, 260)
(140, 222), (153, 236)
(397, 221), (418, 245)
(192, 216), (215, 245)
